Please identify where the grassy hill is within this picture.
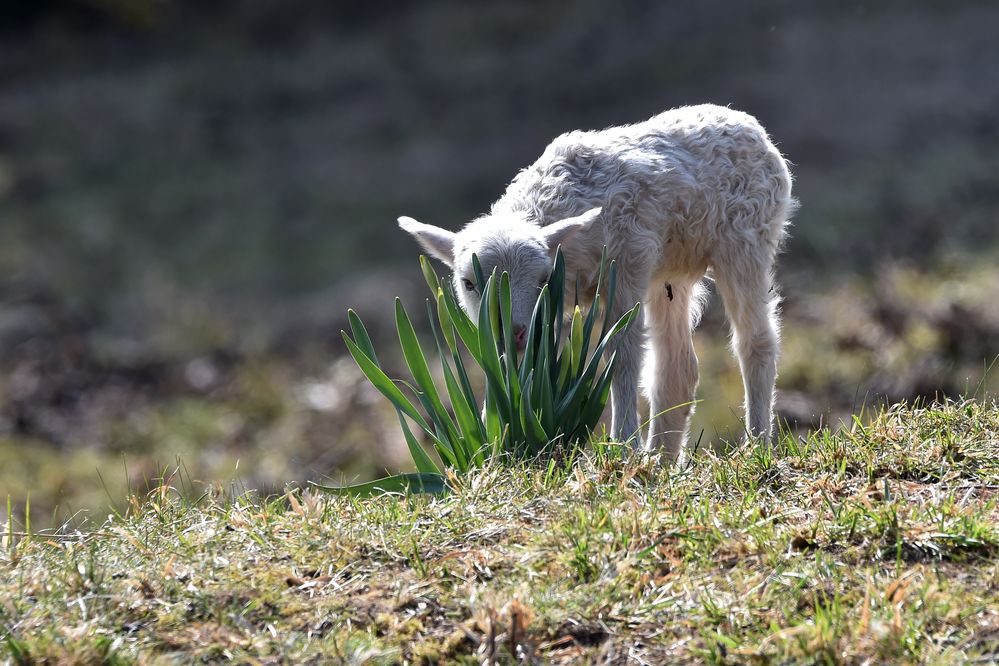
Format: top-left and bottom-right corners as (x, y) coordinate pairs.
(3, 399), (997, 664)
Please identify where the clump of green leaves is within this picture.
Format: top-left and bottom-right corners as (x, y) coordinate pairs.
(315, 249), (640, 496)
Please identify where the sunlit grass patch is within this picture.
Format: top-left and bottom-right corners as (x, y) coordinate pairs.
(2, 399), (997, 663)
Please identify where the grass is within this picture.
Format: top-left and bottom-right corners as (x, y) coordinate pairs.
(3, 399), (998, 664)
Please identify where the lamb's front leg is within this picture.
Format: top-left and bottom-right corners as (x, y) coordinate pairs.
(643, 281), (700, 463)
(609, 299), (645, 448)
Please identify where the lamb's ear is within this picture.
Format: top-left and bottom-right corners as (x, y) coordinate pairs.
(398, 216), (456, 266)
(542, 207), (601, 253)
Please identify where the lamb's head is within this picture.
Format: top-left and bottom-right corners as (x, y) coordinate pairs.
(398, 208), (600, 349)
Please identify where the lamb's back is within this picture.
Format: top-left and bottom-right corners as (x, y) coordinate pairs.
(493, 104), (781, 225)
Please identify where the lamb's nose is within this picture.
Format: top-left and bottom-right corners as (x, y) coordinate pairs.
(513, 325), (527, 350)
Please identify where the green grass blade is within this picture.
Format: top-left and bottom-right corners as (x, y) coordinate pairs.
(477, 275), (511, 423)
(412, 389), (467, 471)
(342, 332), (430, 432)
(440, 361), (487, 466)
(487, 271), (503, 350)
(440, 282), (480, 358)
(347, 309), (380, 365)
(534, 335), (557, 435)
(425, 306), (484, 467)
(569, 305), (584, 375)
(402, 372), (462, 469)
(395, 297), (444, 409)
(520, 371), (550, 452)
(484, 383), (505, 450)
(499, 272), (522, 418)
(471, 253), (487, 292)
(519, 284), (548, 385)
(395, 298), (462, 445)
(555, 346), (573, 397)
(579, 249), (609, 362)
(398, 412), (441, 474)
(575, 355), (617, 439)
(500, 271), (517, 363)
(435, 289), (459, 353)
(426, 298), (487, 452)
(582, 302), (641, 374)
(420, 254), (441, 295)
(557, 302), (641, 420)
(579, 292), (601, 366)
(450, 348), (482, 435)
(311, 472), (448, 497)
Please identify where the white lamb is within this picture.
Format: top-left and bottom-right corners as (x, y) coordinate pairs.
(399, 104), (795, 461)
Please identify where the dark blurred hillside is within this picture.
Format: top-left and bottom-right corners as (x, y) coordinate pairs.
(1, 0), (997, 345)
(2, 1), (998, 527)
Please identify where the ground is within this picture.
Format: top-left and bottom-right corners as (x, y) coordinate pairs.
(3, 400), (998, 664)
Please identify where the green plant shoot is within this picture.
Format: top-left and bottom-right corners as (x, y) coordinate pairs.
(313, 248), (640, 496)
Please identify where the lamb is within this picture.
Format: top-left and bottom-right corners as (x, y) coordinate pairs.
(399, 104), (795, 461)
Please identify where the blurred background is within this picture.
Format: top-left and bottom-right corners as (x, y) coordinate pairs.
(1, 0), (997, 529)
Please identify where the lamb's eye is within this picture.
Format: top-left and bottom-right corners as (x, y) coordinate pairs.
(462, 279), (476, 292)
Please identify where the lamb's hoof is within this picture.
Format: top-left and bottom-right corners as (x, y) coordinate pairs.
(639, 443), (685, 469)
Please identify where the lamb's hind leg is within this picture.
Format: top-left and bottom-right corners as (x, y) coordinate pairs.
(714, 252), (780, 443)
(643, 280), (702, 463)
